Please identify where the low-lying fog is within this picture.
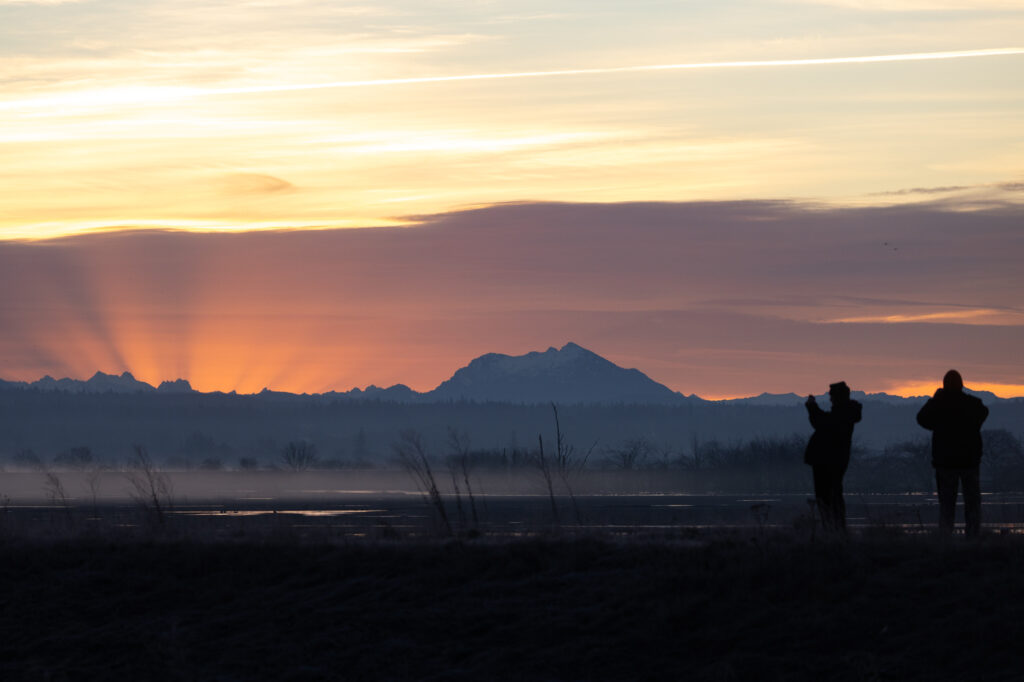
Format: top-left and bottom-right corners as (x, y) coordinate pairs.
(1, 469), (783, 504)
(4, 470), (1024, 538)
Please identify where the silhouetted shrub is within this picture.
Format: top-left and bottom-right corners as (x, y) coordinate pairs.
(837, 440), (918, 493)
(238, 457), (259, 471)
(603, 437), (656, 470)
(182, 431), (234, 459)
(53, 446), (94, 470)
(125, 445), (173, 530)
(12, 449), (43, 470)
(393, 429), (452, 536)
(281, 440), (318, 472)
(983, 429), (1024, 491)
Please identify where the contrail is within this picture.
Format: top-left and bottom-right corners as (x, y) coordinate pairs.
(210, 47), (1024, 96)
(2, 47), (1022, 111)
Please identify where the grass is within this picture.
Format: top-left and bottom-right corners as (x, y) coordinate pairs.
(2, 531), (1024, 681)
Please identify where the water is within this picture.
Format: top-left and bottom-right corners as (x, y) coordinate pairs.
(4, 470), (1024, 538)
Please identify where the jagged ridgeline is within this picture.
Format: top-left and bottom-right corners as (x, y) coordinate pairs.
(1, 343), (1021, 465)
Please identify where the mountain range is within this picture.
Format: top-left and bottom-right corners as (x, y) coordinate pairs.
(0, 342), (1012, 405)
(3, 372), (196, 395)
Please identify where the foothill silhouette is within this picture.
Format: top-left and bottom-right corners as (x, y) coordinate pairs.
(1, 347), (1016, 541)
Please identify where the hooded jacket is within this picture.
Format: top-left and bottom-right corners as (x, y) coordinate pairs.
(804, 398), (862, 470)
(916, 389), (989, 468)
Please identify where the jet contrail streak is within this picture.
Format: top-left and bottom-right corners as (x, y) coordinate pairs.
(210, 47), (1024, 96)
(2, 47), (1022, 111)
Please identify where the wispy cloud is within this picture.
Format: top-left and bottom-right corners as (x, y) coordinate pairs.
(5, 47), (1023, 113)
(781, 0), (1024, 10)
(2, 1), (1023, 241)
(312, 130), (607, 155)
(216, 173), (294, 195)
(875, 185), (973, 196)
(0, 1), (86, 5)
(825, 309), (1024, 325)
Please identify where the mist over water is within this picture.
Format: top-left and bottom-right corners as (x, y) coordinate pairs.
(5, 469), (1024, 538)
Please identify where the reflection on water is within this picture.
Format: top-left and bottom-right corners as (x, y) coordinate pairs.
(5, 469), (1024, 538)
(173, 509), (388, 517)
(145, 493), (1024, 536)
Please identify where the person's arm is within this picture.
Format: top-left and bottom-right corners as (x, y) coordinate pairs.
(974, 399), (989, 428)
(806, 396), (826, 429)
(916, 391), (941, 431)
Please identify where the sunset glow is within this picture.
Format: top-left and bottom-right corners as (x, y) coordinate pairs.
(2, 1), (1023, 397)
(886, 381), (1024, 400)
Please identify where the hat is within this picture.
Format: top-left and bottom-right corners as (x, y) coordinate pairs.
(829, 381), (850, 396)
(943, 369), (963, 392)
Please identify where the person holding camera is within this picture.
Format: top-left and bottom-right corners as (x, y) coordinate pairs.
(805, 381), (862, 533)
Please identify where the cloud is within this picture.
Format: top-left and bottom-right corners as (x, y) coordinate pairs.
(217, 173), (294, 195)
(875, 185), (972, 196)
(6, 47), (1024, 113)
(875, 181), (1024, 198)
(781, 0), (1024, 10)
(1, 200), (1022, 395)
(825, 309), (1024, 325)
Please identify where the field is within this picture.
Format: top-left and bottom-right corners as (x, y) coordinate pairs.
(3, 471), (1024, 680)
(4, 534), (1024, 681)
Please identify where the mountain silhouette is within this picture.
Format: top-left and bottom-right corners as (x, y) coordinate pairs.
(428, 342), (688, 405)
(29, 371), (160, 394)
(157, 378), (195, 394)
(0, 346), (1013, 405)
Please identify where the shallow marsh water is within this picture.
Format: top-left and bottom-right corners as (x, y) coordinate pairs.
(4, 470), (1024, 540)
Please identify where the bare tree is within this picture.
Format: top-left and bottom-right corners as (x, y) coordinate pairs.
(280, 440), (318, 472)
(534, 433), (560, 527)
(85, 464), (104, 520)
(42, 467), (72, 523)
(393, 429), (452, 536)
(54, 446), (94, 470)
(549, 404), (594, 526)
(606, 436), (656, 470)
(13, 448), (43, 471)
(125, 445), (173, 530)
(447, 462), (466, 530)
(447, 427), (480, 530)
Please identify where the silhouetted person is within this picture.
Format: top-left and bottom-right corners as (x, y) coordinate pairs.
(916, 370), (988, 539)
(805, 381), (862, 533)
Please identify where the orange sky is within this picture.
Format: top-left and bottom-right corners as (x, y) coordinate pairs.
(2, 1), (1023, 397)
(2, 201), (1022, 397)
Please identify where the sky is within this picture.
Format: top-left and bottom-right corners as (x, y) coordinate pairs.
(1, 0), (1023, 398)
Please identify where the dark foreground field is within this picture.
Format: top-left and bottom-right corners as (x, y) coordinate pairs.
(2, 534), (1024, 681)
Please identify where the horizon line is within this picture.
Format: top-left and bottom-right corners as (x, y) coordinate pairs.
(5, 371), (1023, 401)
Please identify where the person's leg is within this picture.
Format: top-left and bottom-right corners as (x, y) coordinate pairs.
(962, 467), (981, 539)
(834, 474), (847, 534)
(935, 468), (958, 537)
(813, 466), (834, 531)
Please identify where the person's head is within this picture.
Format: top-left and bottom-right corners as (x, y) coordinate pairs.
(943, 369), (964, 393)
(828, 381), (851, 404)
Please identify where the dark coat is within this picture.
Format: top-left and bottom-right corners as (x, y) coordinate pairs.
(916, 389), (989, 468)
(804, 399), (862, 470)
